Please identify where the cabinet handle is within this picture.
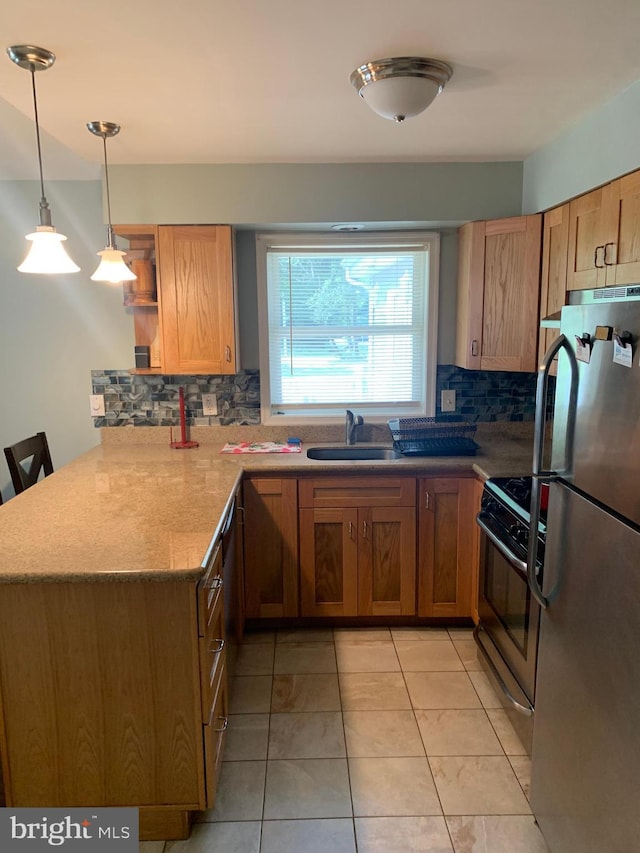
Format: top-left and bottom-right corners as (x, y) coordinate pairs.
(603, 242), (616, 265)
(594, 245), (605, 268)
(205, 575), (223, 590)
(425, 491), (431, 510)
(237, 505), (245, 525)
(215, 716), (229, 732)
(348, 521), (353, 539)
(362, 520), (368, 539)
(225, 345), (232, 362)
(471, 339), (478, 357)
(208, 638), (225, 653)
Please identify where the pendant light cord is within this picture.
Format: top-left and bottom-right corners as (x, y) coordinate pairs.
(30, 65), (52, 226)
(102, 135), (115, 248)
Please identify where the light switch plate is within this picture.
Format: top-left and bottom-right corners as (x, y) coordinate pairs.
(202, 394), (218, 416)
(90, 394), (106, 417)
(441, 389), (456, 412)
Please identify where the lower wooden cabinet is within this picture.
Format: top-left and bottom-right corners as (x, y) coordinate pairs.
(418, 477), (478, 618)
(243, 477), (299, 618)
(299, 477), (416, 617)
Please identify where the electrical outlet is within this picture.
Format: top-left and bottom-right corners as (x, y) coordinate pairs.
(441, 389), (456, 412)
(89, 394), (105, 417)
(202, 394), (218, 416)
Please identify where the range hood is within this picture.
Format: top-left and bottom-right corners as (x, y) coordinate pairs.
(540, 284), (640, 329)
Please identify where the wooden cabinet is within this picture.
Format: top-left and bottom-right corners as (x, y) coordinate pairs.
(243, 477), (299, 619)
(115, 224), (237, 375)
(418, 477), (477, 618)
(455, 215), (542, 373)
(539, 204), (570, 374)
(299, 477), (416, 617)
(567, 170), (640, 290)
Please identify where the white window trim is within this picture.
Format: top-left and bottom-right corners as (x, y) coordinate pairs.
(256, 230), (440, 426)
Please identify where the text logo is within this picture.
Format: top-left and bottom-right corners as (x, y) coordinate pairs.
(0, 808), (138, 851)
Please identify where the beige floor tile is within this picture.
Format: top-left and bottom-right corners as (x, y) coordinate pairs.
(241, 629), (276, 645)
(467, 671), (502, 710)
(263, 758), (352, 819)
(207, 760), (266, 821)
(508, 755), (533, 800)
(451, 640), (483, 672)
(334, 628), (392, 643)
(260, 818), (356, 853)
(165, 821), (261, 852)
(268, 711), (345, 759)
(273, 642), (336, 674)
(335, 641), (400, 673)
(446, 815), (548, 852)
(405, 672), (482, 710)
(416, 710), (503, 756)
(223, 713), (269, 761)
(139, 843), (165, 853)
(343, 710), (424, 757)
(391, 627), (451, 641)
(339, 672), (411, 710)
(429, 756), (531, 815)
(349, 756), (442, 816)
(272, 673), (341, 712)
(355, 816), (454, 853)
(487, 709), (528, 756)
(395, 641), (464, 672)
(234, 644), (274, 677)
(229, 675), (273, 714)
(277, 628), (334, 643)
(447, 628), (475, 640)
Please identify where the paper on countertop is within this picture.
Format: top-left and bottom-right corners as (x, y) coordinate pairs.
(220, 441), (302, 454)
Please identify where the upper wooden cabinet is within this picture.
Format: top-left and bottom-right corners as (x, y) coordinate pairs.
(455, 215), (542, 373)
(538, 204), (570, 372)
(567, 170), (640, 290)
(115, 224), (237, 375)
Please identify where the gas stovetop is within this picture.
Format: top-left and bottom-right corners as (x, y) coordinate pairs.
(480, 476), (547, 564)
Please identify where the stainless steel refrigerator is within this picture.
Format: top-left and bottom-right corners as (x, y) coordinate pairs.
(528, 297), (640, 852)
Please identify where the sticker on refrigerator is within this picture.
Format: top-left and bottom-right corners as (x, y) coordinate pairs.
(613, 335), (633, 368)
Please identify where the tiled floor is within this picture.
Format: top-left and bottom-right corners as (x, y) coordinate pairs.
(141, 626), (548, 853)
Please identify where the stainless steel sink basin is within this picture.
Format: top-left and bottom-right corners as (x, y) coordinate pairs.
(306, 446), (402, 461)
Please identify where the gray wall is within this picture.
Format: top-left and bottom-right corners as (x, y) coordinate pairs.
(0, 180), (133, 498)
(522, 79), (640, 213)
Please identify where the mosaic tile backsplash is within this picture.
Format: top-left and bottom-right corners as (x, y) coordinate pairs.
(92, 365), (543, 427)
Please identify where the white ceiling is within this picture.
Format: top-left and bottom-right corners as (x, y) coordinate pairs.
(1, 0), (640, 179)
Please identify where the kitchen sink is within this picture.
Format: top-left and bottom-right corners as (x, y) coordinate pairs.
(306, 446), (402, 461)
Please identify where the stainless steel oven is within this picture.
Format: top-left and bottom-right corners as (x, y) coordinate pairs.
(474, 477), (545, 755)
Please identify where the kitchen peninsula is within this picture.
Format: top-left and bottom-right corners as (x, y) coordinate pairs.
(0, 427), (533, 841)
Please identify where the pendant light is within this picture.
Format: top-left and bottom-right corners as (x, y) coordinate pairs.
(7, 45), (80, 274)
(87, 121), (136, 284)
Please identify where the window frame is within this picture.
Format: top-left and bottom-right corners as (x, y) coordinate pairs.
(256, 230), (440, 425)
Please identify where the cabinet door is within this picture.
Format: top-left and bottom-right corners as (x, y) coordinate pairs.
(300, 508), (358, 617)
(566, 187), (609, 290)
(358, 507), (416, 616)
(470, 478), (484, 625)
(418, 478), (476, 618)
(455, 216), (541, 373)
(539, 204), (570, 375)
(603, 171), (640, 286)
(243, 478), (299, 619)
(159, 225), (236, 374)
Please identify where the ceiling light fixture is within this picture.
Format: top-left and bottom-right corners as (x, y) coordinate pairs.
(7, 45), (80, 274)
(87, 121), (136, 284)
(350, 56), (452, 123)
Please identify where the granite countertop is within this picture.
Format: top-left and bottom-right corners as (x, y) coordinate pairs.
(0, 425), (534, 584)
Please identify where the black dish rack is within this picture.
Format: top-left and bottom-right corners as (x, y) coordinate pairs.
(387, 417), (479, 456)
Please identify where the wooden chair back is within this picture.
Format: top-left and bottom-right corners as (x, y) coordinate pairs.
(4, 431), (54, 494)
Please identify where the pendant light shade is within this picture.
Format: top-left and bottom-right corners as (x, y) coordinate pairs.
(350, 57), (452, 123)
(7, 45), (80, 274)
(87, 121), (136, 285)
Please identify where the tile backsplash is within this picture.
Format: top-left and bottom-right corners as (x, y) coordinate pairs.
(92, 365), (543, 428)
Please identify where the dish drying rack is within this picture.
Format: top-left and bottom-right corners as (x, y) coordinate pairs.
(387, 417), (479, 456)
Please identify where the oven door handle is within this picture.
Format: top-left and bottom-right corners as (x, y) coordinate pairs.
(473, 624), (533, 717)
(476, 513), (528, 577)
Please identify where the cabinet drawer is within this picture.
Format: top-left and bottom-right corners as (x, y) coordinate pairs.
(299, 476), (416, 508)
(198, 541), (223, 638)
(203, 670), (228, 809)
(199, 592), (225, 717)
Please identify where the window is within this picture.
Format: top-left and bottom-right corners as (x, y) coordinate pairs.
(257, 232), (439, 423)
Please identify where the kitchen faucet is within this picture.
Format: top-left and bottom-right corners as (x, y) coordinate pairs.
(345, 409), (364, 445)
